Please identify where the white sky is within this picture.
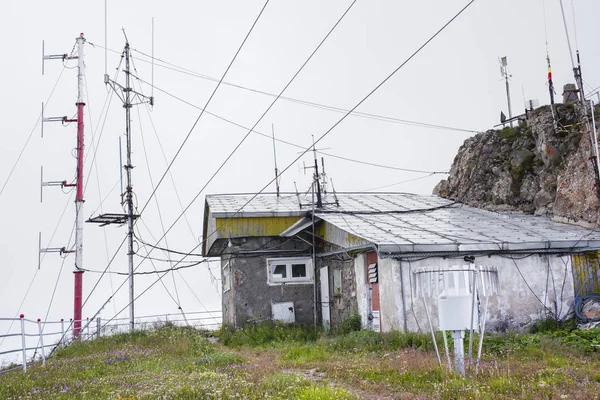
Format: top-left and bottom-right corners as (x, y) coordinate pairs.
(0, 0), (599, 352)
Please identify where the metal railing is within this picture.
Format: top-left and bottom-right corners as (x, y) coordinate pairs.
(0, 310), (222, 375)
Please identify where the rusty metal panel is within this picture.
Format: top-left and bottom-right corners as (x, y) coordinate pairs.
(572, 252), (600, 295)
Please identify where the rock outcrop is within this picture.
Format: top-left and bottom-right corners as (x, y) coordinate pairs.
(434, 103), (600, 227)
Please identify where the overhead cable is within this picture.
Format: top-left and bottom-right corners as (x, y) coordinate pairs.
(102, 0), (477, 329)
(137, 0), (272, 218)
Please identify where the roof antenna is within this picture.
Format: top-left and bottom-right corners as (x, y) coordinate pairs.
(272, 123), (280, 197)
(320, 157), (328, 195)
(330, 178), (340, 207)
(294, 181), (302, 209)
(311, 136), (322, 208)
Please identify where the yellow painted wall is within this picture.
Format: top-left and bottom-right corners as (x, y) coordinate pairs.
(215, 216), (302, 238)
(572, 251), (600, 295)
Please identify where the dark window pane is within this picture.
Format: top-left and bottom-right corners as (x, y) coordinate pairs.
(273, 264), (287, 278)
(292, 264), (306, 278)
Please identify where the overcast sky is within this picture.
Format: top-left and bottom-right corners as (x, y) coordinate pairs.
(1, 0), (599, 356)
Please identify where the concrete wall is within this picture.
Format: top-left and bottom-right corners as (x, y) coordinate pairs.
(220, 237), (314, 328)
(354, 253), (369, 328)
(350, 253), (574, 332)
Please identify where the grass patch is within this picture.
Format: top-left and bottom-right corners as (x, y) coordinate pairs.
(217, 322), (318, 348)
(3, 321), (600, 399)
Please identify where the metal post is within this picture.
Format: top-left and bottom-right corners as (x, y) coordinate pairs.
(86, 317), (90, 340)
(37, 319), (46, 367)
(442, 330), (452, 372)
(97, 317), (101, 338)
(451, 330), (465, 376)
(468, 269), (478, 370)
(422, 297), (442, 368)
(476, 296), (490, 375)
(124, 42), (135, 333)
(311, 181), (318, 329)
(505, 73), (513, 127)
(73, 271), (83, 337)
(60, 319), (65, 349)
(20, 315), (27, 373)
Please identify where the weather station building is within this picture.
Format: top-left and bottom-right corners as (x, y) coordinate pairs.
(202, 192), (600, 332)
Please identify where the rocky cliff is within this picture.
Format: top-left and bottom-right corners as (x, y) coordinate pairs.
(434, 103), (600, 227)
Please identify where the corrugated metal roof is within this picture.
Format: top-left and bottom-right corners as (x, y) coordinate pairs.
(205, 192), (600, 253)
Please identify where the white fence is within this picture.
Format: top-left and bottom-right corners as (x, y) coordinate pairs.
(0, 310), (222, 375)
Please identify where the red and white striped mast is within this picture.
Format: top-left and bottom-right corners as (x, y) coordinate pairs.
(73, 33), (86, 338)
(40, 33), (86, 337)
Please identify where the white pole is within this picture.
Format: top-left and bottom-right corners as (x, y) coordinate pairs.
(476, 296), (490, 375)
(20, 315), (27, 373)
(60, 319), (65, 349)
(442, 330), (452, 372)
(37, 319), (46, 367)
(97, 317), (101, 338)
(467, 269), (478, 369)
(422, 297), (441, 368)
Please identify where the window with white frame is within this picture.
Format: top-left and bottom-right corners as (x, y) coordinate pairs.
(267, 257), (313, 284)
(222, 261), (231, 293)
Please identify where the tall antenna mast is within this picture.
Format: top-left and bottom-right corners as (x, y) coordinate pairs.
(271, 124), (280, 197)
(40, 33), (87, 338)
(73, 33), (86, 338)
(88, 36), (154, 332)
(500, 57), (513, 127)
(124, 41), (135, 333)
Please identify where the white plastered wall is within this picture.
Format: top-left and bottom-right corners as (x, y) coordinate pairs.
(371, 254), (574, 332)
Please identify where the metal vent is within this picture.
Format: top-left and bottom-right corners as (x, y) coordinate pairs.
(368, 262), (378, 283)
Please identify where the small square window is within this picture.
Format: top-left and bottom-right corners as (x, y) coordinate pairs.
(267, 257), (312, 285)
(292, 264), (306, 278)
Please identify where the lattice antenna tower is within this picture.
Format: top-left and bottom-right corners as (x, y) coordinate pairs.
(87, 33), (154, 333)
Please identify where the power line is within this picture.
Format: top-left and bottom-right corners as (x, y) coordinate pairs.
(362, 173), (437, 191)
(100, 0), (476, 329)
(134, 78), (449, 175)
(119, 46), (479, 134)
(84, 73), (118, 315)
(138, 0), (272, 217)
(93, 0), (359, 328)
(129, 0), (359, 285)
(83, 1), (273, 327)
(0, 66), (67, 198)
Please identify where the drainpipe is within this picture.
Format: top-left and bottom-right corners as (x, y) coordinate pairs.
(399, 260), (408, 332)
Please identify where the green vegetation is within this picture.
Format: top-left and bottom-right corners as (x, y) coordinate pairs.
(1, 321), (599, 399)
(497, 126), (518, 140)
(510, 151), (536, 196)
